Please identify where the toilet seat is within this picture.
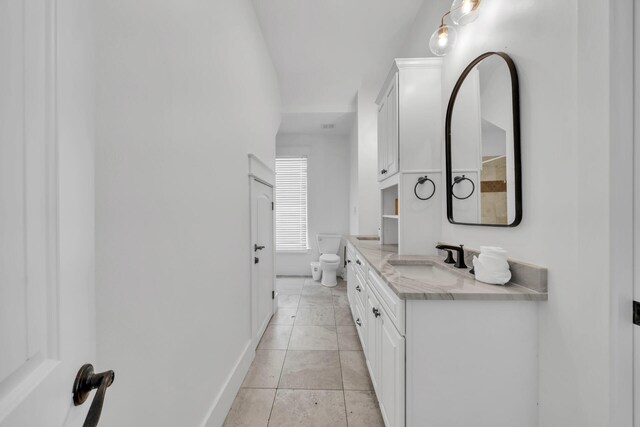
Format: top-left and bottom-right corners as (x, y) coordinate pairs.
(320, 254), (340, 263)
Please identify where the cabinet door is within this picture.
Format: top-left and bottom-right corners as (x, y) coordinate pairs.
(377, 100), (387, 181)
(354, 300), (366, 354)
(365, 290), (381, 390)
(346, 257), (355, 307)
(385, 77), (399, 177)
(379, 312), (405, 427)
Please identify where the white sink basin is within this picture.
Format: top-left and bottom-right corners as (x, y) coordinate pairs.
(388, 261), (462, 286)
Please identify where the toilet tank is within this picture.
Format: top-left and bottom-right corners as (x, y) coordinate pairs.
(316, 234), (342, 255)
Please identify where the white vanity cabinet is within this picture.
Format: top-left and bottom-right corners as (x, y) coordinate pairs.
(347, 242), (405, 427)
(347, 244), (369, 354)
(367, 279), (405, 427)
(346, 241), (540, 427)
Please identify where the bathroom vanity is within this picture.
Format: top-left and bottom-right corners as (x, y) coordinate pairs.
(345, 237), (547, 427)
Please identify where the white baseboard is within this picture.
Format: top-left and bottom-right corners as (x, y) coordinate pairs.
(199, 340), (255, 427)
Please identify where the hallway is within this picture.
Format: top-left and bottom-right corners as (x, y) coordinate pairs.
(223, 277), (384, 426)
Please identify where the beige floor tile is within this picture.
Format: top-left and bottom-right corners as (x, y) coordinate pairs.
(223, 388), (275, 427)
(278, 350), (342, 389)
(340, 351), (373, 390)
(277, 277), (306, 286)
(332, 293), (350, 307)
(268, 389), (347, 427)
(277, 294), (300, 309)
(276, 278), (305, 295)
(337, 326), (362, 350)
(331, 286), (348, 296)
(301, 284), (332, 296)
(332, 280), (347, 291)
(258, 325), (292, 350)
(289, 325), (338, 350)
(294, 307), (335, 326)
(277, 288), (303, 296)
(334, 307), (355, 325)
(269, 309), (297, 326)
(337, 324), (357, 334)
(241, 350), (286, 388)
(344, 391), (385, 427)
(299, 294), (334, 308)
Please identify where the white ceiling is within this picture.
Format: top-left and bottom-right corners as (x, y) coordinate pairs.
(252, 0), (426, 115)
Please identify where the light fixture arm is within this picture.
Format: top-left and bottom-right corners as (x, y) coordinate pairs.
(440, 11), (451, 27)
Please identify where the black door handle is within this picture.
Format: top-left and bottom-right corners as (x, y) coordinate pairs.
(355, 285), (361, 292)
(73, 364), (115, 427)
(356, 318), (362, 326)
(372, 307), (381, 318)
(254, 244), (265, 251)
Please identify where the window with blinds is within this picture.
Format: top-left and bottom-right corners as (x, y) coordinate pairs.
(275, 157), (308, 251)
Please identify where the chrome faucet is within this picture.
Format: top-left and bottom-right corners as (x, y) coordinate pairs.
(436, 244), (467, 269)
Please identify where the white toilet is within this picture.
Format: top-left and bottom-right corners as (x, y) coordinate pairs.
(316, 234), (342, 287)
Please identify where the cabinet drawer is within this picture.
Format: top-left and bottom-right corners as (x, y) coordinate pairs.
(354, 251), (367, 277)
(354, 300), (366, 349)
(368, 269), (405, 336)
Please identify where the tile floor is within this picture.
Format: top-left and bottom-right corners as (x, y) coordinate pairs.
(223, 277), (385, 427)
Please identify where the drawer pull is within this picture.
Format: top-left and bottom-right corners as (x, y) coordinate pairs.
(372, 307), (381, 318)
(356, 260), (362, 265)
(356, 285), (361, 292)
(356, 318), (362, 326)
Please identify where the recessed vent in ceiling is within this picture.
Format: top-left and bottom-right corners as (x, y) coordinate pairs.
(321, 124), (335, 129)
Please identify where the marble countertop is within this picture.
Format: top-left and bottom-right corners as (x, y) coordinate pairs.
(347, 236), (548, 301)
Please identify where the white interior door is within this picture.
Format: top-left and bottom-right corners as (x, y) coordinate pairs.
(0, 1), (97, 426)
(251, 179), (274, 347)
(635, 4), (640, 425)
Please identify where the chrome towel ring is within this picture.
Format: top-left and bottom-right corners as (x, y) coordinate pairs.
(414, 176), (436, 201)
(452, 175), (475, 200)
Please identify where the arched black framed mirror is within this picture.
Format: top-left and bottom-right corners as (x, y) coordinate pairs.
(445, 51), (522, 227)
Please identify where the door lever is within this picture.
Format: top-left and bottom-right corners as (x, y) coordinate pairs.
(73, 364), (115, 427)
(254, 244), (265, 251)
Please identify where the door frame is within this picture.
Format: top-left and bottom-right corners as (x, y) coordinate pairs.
(248, 154), (276, 349)
(610, 0), (634, 426)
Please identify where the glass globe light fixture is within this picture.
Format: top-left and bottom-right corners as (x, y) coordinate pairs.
(450, 0), (481, 26)
(429, 23), (457, 56)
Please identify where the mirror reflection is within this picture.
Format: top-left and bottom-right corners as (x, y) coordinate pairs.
(446, 52), (521, 226)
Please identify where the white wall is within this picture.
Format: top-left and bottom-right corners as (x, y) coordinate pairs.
(349, 89), (382, 237)
(392, 0), (613, 425)
(349, 120), (360, 233)
(95, 1), (281, 426)
(355, 92), (383, 236)
(276, 134), (350, 276)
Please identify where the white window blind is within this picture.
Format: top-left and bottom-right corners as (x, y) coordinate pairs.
(275, 157), (308, 251)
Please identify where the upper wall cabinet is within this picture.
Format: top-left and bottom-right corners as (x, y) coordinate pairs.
(377, 76), (399, 180)
(376, 58), (443, 182)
